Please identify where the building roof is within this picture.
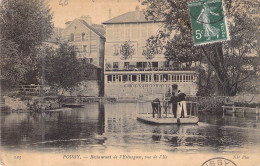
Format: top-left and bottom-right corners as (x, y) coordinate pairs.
(85, 62), (102, 69)
(65, 21), (72, 24)
(78, 20), (106, 38)
(92, 24), (106, 37)
(103, 10), (162, 24)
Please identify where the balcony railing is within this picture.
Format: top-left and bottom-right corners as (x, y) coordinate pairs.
(105, 66), (194, 72)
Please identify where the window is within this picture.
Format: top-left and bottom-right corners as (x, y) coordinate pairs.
(89, 58), (93, 63)
(163, 74), (168, 81)
(132, 75), (137, 82)
(137, 62), (142, 68)
(141, 74), (146, 82)
(152, 62), (158, 68)
(82, 33), (86, 41)
(83, 45), (87, 52)
(143, 62), (147, 68)
(113, 62), (119, 69)
(70, 33), (74, 41)
(146, 75), (151, 82)
(107, 75), (112, 82)
(122, 75), (128, 82)
(113, 44), (120, 56)
(154, 74), (160, 82)
(124, 62), (130, 69)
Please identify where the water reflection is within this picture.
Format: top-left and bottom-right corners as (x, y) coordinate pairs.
(1, 102), (260, 153)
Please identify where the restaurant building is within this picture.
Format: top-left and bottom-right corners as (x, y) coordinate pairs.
(103, 8), (198, 99)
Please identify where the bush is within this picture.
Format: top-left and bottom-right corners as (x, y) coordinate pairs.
(197, 97), (225, 112)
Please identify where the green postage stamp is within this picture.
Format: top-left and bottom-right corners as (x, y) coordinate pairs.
(188, 0), (229, 46)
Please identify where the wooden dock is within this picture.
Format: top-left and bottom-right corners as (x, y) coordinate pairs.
(222, 105), (259, 114)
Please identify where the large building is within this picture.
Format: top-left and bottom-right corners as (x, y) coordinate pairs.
(62, 16), (106, 96)
(103, 8), (198, 99)
(62, 16), (105, 67)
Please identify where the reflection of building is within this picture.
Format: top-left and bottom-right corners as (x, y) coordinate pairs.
(103, 8), (197, 98)
(62, 16), (105, 67)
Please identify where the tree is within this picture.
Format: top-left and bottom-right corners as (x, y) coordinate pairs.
(41, 43), (85, 95)
(142, 0), (259, 96)
(0, 38), (27, 88)
(0, 0), (53, 87)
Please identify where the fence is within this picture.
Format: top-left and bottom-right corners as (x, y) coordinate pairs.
(137, 101), (199, 118)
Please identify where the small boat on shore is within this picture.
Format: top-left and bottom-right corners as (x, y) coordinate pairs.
(62, 104), (85, 108)
(46, 107), (72, 112)
(137, 113), (199, 124)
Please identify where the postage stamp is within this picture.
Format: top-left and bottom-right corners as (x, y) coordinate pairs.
(188, 0), (230, 46)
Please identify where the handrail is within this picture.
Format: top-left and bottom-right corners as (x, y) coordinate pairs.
(140, 100), (198, 118)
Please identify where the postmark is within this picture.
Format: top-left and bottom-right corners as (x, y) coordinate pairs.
(201, 157), (237, 166)
(188, 0), (230, 46)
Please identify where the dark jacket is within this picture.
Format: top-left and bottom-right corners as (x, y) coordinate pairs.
(177, 92), (186, 102)
(169, 95), (178, 105)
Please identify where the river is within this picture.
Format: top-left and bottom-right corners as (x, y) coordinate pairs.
(1, 102), (260, 153)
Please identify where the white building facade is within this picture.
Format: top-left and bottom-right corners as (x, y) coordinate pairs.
(103, 9), (198, 99)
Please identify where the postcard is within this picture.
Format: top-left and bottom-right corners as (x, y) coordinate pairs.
(0, 0), (259, 165)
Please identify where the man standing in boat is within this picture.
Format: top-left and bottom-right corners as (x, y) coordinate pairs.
(177, 90), (187, 118)
(169, 92), (178, 118)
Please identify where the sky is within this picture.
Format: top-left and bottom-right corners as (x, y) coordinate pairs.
(48, 0), (143, 28)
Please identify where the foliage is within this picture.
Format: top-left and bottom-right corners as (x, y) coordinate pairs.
(142, 0), (259, 96)
(0, 38), (27, 87)
(198, 96), (225, 112)
(0, 0), (54, 87)
(194, 65), (215, 97)
(40, 43), (85, 95)
(120, 41), (135, 60)
(142, 31), (166, 60)
(0, 0), (53, 52)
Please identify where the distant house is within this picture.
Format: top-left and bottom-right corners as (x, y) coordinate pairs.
(62, 16), (105, 68)
(61, 16), (106, 97)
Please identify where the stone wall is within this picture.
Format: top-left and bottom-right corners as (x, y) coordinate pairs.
(105, 82), (197, 99)
(4, 96), (28, 110)
(4, 96), (60, 111)
(63, 80), (100, 97)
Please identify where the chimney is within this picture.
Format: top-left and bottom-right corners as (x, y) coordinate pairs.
(80, 15), (92, 25)
(109, 8), (111, 20)
(135, 6), (140, 19)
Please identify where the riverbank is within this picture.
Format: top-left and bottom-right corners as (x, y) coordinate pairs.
(1, 102), (260, 154)
(1, 95), (117, 112)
